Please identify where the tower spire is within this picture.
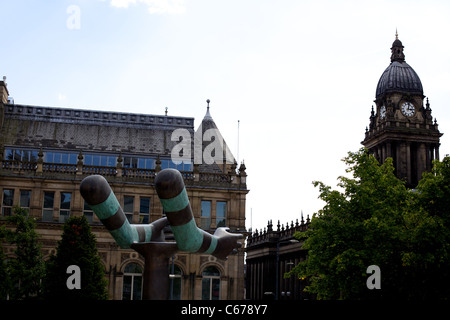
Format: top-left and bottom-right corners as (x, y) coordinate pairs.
(204, 99), (212, 120)
(390, 31), (405, 63)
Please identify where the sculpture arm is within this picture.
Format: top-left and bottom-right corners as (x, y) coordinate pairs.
(80, 175), (167, 249)
(155, 169), (242, 260)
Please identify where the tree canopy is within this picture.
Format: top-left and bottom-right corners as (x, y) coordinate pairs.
(0, 206), (45, 300)
(43, 215), (108, 300)
(287, 148), (450, 300)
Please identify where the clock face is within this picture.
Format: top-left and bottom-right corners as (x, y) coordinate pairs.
(380, 106), (386, 119)
(401, 102), (415, 117)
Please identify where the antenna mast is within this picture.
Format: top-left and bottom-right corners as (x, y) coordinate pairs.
(237, 120), (240, 164)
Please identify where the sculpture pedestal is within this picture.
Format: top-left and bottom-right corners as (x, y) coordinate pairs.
(131, 242), (178, 300)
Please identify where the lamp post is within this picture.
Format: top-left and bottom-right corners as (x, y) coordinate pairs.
(275, 239), (299, 300)
(169, 255), (175, 300)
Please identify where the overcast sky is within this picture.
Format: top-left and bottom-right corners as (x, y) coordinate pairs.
(1, 0), (450, 232)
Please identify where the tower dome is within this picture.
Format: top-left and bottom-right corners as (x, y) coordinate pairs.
(375, 34), (423, 99)
(364, 32), (442, 189)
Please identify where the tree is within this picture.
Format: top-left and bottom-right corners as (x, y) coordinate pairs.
(0, 223), (11, 300)
(4, 206), (45, 300)
(286, 148), (450, 299)
(43, 215), (108, 300)
(400, 156), (450, 299)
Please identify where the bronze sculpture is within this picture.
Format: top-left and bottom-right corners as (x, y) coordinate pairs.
(80, 168), (242, 299)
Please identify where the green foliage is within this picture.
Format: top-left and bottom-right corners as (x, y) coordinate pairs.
(400, 156), (450, 298)
(3, 206), (45, 300)
(43, 215), (108, 300)
(286, 148), (450, 300)
(0, 223), (11, 300)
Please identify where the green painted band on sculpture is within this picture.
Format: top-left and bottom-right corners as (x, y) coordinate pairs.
(144, 225), (152, 242)
(171, 219), (203, 252)
(204, 236), (218, 254)
(135, 224), (152, 242)
(89, 192), (120, 220)
(110, 223), (139, 249)
(159, 188), (189, 213)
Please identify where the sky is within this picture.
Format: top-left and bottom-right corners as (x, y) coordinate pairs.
(1, 0), (450, 232)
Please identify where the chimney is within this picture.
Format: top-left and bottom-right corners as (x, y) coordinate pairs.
(0, 76), (10, 104)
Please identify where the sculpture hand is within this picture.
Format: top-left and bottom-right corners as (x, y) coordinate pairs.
(212, 227), (243, 260)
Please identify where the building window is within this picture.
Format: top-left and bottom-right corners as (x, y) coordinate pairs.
(124, 196), (134, 223)
(137, 158), (154, 170)
(2, 189), (14, 216)
(84, 154), (117, 167)
(122, 263), (143, 300)
(170, 264), (183, 300)
(202, 266), (220, 300)
(45, 151), (77, 164)
(123, 157), (138, 169)
(101, 155), (117, 167)
(43, 192), (55, 222)
(20, 190), (31, 215)
(139, 197), (150, 224)
(60, 192), (71, 223)
(160, 159), (192, 171)
(83, 201), (94, 224)
(216, 201), (226, 228)
(180, 161), (192, 171)
(160, 159), (169, 170)
(5, 148), (38, 162)
(201, 201), (211, 230)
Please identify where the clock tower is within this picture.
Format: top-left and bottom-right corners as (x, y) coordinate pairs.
(362, 33), (443, 188)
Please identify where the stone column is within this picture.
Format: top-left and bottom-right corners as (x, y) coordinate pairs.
(386, 142), (392, 159)
(426, 144), (432, 172)
(396, 142), (406, 181)
(406, 142), (411, 185)
(417, 142), (427, 181)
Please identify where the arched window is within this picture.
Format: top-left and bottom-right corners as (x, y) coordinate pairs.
(122, 263), (143, 300)
(170, 264), (183, 300)
(201, 266), (220, 300)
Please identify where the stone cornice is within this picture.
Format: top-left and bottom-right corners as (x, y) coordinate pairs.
(4, 103), (194, 130)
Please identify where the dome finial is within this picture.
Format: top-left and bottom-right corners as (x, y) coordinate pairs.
(390, 31), (405, 63)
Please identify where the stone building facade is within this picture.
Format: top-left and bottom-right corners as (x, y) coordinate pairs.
(0, 79), (249, 300)
(245, 217), (310, 300)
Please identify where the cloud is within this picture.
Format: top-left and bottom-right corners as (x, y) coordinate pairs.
(104, 0), (186, 14)
(58, 93), (67, 101)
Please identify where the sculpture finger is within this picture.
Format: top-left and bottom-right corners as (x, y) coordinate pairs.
(151, 217), (169, 233)
(149, 217), (169, 242)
